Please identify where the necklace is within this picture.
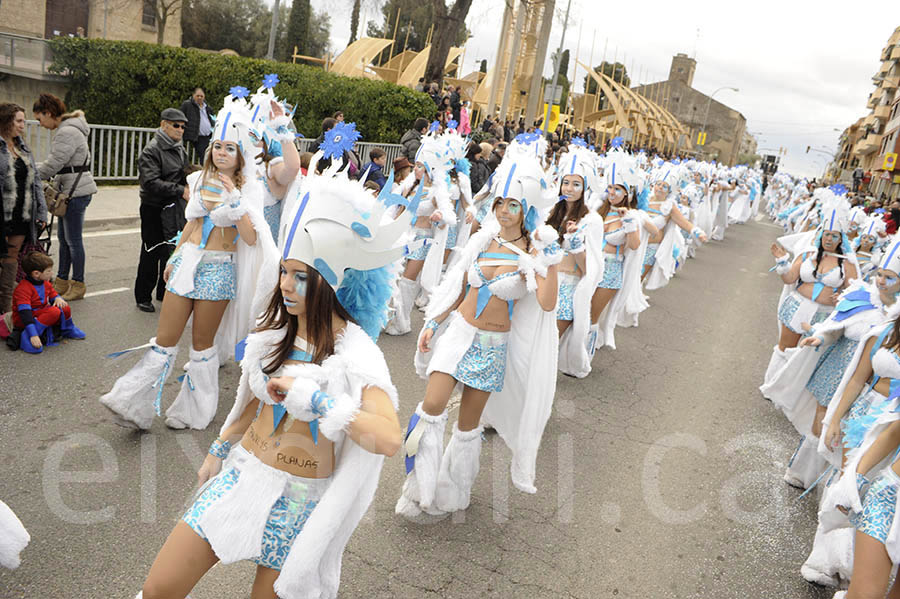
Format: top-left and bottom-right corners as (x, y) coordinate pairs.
(498, 233), (524, 244)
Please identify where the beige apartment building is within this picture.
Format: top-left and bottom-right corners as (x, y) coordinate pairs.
(0, 0), (181, 46)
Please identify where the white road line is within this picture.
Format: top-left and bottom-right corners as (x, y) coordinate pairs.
(84, 287), (130, 298)
(84, 228), (140, 238)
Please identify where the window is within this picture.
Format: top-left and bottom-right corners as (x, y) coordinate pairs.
(142, 0), (157, 27)
(677, 67), (684, 73)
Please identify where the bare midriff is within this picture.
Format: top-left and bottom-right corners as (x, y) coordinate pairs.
(457, 239), (522, 333)
(241, 403), (336, 478)
(186, 221), (240, 252)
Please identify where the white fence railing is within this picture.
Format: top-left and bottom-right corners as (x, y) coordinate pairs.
(24, 120), (405, 182)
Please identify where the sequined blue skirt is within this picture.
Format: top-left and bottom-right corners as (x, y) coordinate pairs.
(841, 388), (889, 451)
(598, 254), (623, 290)
(806, 336), (859, 407)
(643, 243), (659, 267)
(264, 202), (281, 244)
(454, 329), (509, 392)
(777, 291), (831, 334)
(182, 452), (322, 571)
(447, 222), (459, 248)
(851, 468), (900, 545)
(557, 273), (579, 321)
(166, 252), (236, 301)
(407, 227), (433, 261)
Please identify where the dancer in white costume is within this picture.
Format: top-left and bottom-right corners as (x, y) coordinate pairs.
(549, 139), (605, 378)
(763, 191), (858, 390)
(246, 75), (302, 244)
(396, 135), (560, 519)
(101, 91), (278, 431)
(138, 155), (414, 599)
(710, 174), (735, 241)
(384, 126), (458, 336)
(0, 500), (29, 570)
(854, 215), (888, 282)
(589, 140), (657, 351)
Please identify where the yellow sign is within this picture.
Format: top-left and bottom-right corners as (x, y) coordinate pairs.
(894, 174), (900, 184)
(884, 152), (898, 171)
(696, 131), (707, 146)
(542, 103), (561, 133)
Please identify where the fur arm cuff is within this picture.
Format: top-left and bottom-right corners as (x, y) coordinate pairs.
(319, 392), (360, 442)
(773, 255), (791, 275)
(281, 377), (320, 421)
(530, 224), (558, 251)
(563, 231), (586, 253)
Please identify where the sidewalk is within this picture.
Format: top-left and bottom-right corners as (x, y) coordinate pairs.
(83, 185), (141, 231)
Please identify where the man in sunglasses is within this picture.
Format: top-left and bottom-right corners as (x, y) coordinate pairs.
(134, 108), (190, 313)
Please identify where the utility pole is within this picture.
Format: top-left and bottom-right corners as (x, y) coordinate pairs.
(266, 0), (281, 61)
(541, 0), (572, 137)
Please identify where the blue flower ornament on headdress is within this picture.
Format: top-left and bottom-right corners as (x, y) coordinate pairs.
(321, 121), (361, 160)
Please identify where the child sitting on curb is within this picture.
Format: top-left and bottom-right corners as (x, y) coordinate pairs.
(5, 252), (85, 353)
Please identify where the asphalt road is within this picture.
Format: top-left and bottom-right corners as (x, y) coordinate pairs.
(0, 219), (834, 599)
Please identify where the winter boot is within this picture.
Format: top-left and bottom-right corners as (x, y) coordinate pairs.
(165, 346), (220, 430)
(384, 277), (419, 336)
(395, 402), (448, 520)
(58, 310), (86, 340)
(801, 524), (854, 587)
(62, 280), (86, 301)
(783, 435), (828, 490)
(53, 277), (70, 296)
(100, 339), (178, 430)
(586, 323), (600, 359)
(0, 260), (16, 314)
(435, 424), (484, 513)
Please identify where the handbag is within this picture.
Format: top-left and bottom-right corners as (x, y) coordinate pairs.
(44, 151), (90, 218)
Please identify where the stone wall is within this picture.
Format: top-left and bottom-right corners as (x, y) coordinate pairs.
(87, 0), (182, 46)
(0, 0), (47, 37)
(0, 74), (68, 114)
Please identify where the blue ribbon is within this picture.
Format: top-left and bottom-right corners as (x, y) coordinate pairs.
(404, 412), (421, 474)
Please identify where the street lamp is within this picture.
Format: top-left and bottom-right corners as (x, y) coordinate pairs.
(700, 86), (739, 157)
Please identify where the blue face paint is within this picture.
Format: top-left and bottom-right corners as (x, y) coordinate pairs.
(506, 201), (521, 215)
(293, 272), (308, 297)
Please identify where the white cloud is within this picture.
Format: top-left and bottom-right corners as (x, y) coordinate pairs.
(315, 0), (896, 178)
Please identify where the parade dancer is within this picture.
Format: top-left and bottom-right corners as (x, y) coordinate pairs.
(384, 126), (458, 336)
(854, 215), (888, 281)
(396, 137), (560, 520)
(101, 91), (278, 431)
(138, 156), (413, 599)
(247, 74), (302, 244)
(710, 174), (735, 241)
(642, 165), (708, 290)
(549, 139), (605, 378)
(763, 191), (858, 389)
(589, 141), (657, 351)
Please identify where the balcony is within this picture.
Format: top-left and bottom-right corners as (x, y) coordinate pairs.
(884, 75), (900, 90)
(893, 46), (900, 60)
(0, 32), (63, 81)
(855, 133), (884, 155)
(875, 104), (892, 120)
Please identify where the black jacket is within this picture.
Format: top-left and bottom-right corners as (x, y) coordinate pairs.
(138, 129), (189, 209)
(469, 157), (490, 195)
(178, 99), (214, 143)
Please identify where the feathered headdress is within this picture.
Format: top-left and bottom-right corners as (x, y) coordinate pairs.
(211, 90), (263, 185)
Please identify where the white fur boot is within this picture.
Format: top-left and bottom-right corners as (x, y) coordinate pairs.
(100, 339), (178, 430)
(801, 523), (854, 587)
(587, 323), (600, 358)
(415, 285), (430, 310)
(165, 346), (219, 430)
(0, 500), (29, 570)
(435, 424), (484, 513)
(784, 435), (828, 490)
(384, 277), (419, 336)
(395, 402), (447, 520)
(762, 345), (787, 388)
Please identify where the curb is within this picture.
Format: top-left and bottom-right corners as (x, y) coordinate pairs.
(83, 216), (141, 232)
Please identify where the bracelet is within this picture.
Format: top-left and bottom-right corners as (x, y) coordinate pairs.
(310, 390), (335, 418)
(208, 438), (231, 460)
(425, 319), (440, 333)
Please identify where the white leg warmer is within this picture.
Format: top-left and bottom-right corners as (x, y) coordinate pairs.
(435, 424), (483, 513)
(801, 523), (854, 587)
(395, 402), (447, 519)
(384, 277), (419, 336)
(783, 435), (828, 490)
(165, 346), (219, 430)
(415, 285), (430, 310)
(587, 323), (600, 359)
(100, 339), (178, 430)
(0, 500), (29, 570)
(762, 345), (787, 388)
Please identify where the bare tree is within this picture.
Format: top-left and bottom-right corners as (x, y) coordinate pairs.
(147, 0), (184, 44)
(348, 0), (382, 47)
(423, 0), (472, 86)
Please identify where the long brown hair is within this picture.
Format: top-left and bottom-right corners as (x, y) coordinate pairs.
(200, 143), (246, 190)
(547, 177), (589, 242)
(599, 185), (636, 219)
(0, 103), (24, 139)
(256, 265), (355, 374)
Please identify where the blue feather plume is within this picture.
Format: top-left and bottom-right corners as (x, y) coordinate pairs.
(336, 266), (396, 341)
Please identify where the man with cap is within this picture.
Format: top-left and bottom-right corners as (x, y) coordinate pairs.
(134, 108), (190, 312)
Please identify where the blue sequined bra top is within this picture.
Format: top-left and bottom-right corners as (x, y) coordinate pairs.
(466, 239), (529, 319)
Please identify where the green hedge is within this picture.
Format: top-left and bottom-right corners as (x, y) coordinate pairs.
(48, 38), (436, 144)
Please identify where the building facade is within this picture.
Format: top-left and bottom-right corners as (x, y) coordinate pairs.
(632, 53), (747, 166)
(0, 0), (181, 46)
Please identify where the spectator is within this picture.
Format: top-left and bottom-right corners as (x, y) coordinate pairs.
(392, 156), (412, 183)
(400, 117), (429, 163)
(429, 83), (441, 107)
(449, 85), (461, 123)
(333, 110), (344, 122)
(885, 200), (900, 235)
(179, 87), (214, 163)
(134, 108), (189, 313)
(481, 114), (494, 133)
(415, 78), (426, 93)
(467, 141), (489, 195)
(299, 151), (313, 176)
(33, 93), (97, 301)
(0, 103), (45, 314)
(459, 100), (471, 135)
(9, 251), (85, 353)
(361, 147), (388, 190)
(486, 141), (507, 174)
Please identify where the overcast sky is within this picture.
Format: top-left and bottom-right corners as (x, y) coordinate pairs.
(316, 0), (897, 179)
